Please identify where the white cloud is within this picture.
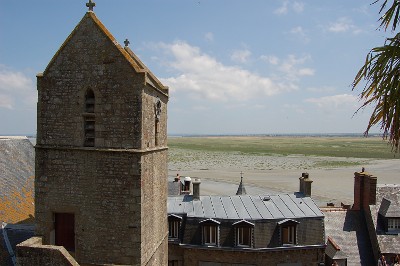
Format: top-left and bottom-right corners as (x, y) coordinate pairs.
(0, 65), (35, 109)
(278, 54), (315, 80)
(204, 32), (214, 42)
(156, 41), (296, 101)
(327, 17), (361, 34)
(231, 49), (251, 63)
(305, 94), (358, 109)
(274, 1), (304, 15)
(192, 105), (210, 111)
(306, 86), (336, 93)
(289, 26), (310, 43)
(260, 55), (279, 65)
(0, 94), (13, 109)
(283, 103), (305, 114)
(293, 2), (304, 13)
(274, 1), (288, 15)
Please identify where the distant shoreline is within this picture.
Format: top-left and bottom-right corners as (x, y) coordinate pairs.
(170, 133), (382, 138)
(1, 133), (382, 139)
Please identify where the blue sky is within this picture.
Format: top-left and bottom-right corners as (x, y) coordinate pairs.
(0, 0), (392, 135)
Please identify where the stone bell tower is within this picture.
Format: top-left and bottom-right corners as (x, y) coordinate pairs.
(19, 2), (169, 265)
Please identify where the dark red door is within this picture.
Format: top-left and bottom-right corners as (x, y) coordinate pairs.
(55, 213), (75, 251)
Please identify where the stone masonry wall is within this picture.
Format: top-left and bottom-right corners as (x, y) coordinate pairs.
(169, 244), (325, 266)
(16, 237), (79, 266)
(35, 148), (142, 265)
(37, 13), (144, 149)
(140, 149), (168, 265)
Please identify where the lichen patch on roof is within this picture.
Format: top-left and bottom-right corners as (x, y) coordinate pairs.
(0, 138), (34, 224)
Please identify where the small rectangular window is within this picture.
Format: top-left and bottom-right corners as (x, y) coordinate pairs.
(203, 225), (217, 245)
(84, 119), (95, 147)
(236, 227), (252, 247)
(169, 220), (179, 239)
(282, 225), (296, 244)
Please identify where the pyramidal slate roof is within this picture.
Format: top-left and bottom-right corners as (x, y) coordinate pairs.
(0, 137), (34, 223)
(236, 176), (247, 195)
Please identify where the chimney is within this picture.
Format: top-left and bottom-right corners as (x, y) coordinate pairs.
(352, 168), (377, 211)
(192, 178), (201, 200)
(299, 173), (312, 196)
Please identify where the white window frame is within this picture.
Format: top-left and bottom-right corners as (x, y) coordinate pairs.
(236, 226), (252, 247)
(202, 224), (218, 245)
(281, 225), (296, 245)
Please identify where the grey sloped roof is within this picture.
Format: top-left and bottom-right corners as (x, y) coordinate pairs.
(324, 210), (375, 266)
(168, 194), (323, 220)
(0, 137), (35, 223)
(371, 184), (400, 254)
(1, 223), (35, 266)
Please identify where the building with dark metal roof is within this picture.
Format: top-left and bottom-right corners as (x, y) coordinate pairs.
(167, 177), (326, 266)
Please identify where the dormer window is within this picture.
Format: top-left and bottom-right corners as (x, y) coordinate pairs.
(278, 219), (299, 245)
(378, 198), (400, 233)
(233, 220), (254, 247)
(200, 218), (220, 246)
(168, 214), (182, 240)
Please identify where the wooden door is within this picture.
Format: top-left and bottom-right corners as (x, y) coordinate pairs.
(55, 213), (75, 251)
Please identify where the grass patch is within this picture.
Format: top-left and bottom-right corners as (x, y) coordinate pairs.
(168, 136), (399, 159)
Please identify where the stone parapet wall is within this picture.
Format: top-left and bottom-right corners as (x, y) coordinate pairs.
(16, 237), (79, 266)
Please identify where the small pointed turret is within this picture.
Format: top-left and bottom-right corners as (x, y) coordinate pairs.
(236, 171), (247, 195)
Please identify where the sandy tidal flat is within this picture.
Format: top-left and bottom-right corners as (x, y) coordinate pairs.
(168, 148), (400, 206)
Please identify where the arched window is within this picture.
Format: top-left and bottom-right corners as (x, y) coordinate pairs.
(84, 89), (95, 147)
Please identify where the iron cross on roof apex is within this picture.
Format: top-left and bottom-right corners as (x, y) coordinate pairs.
(124, 39), (130, 47)
(86, 0), (95, 11)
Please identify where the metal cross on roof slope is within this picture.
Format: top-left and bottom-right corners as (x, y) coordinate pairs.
(86, 0), (95, 11)
(124, 39), (130, 47)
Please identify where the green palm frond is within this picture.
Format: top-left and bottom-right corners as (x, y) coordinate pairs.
(353, 31), (400, 151)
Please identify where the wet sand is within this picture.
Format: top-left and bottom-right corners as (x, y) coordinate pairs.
(168, 149), (400, 206)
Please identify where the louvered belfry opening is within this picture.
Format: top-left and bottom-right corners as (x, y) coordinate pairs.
(84, 89), (95, 147)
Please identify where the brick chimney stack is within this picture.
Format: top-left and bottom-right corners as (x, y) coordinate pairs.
(299, 173), (313, 197)
(352, 169), (377, 211)
(192, 178), (201, 200)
